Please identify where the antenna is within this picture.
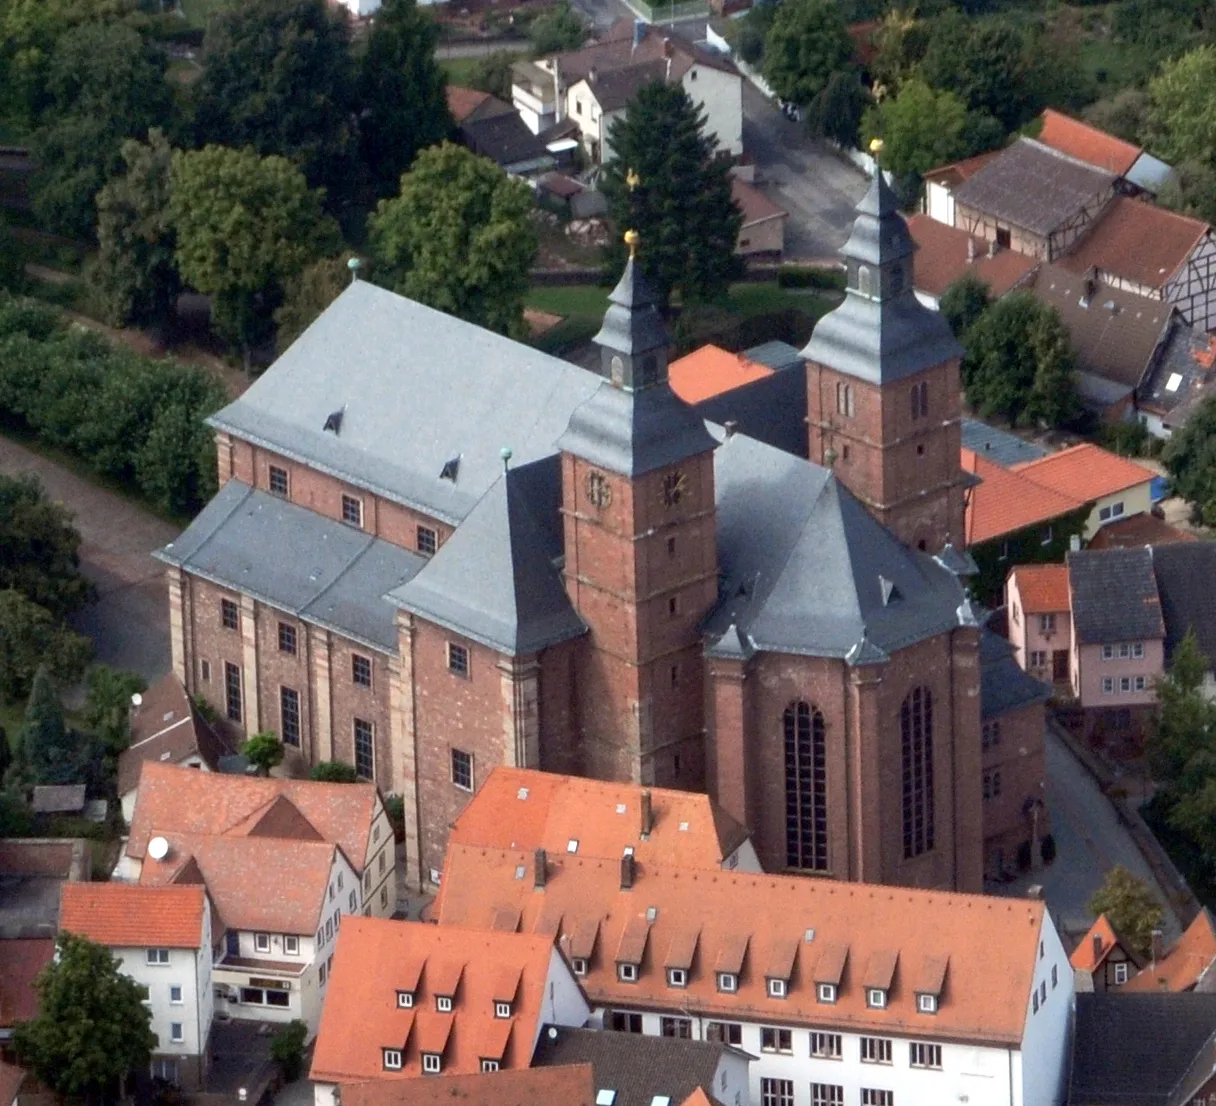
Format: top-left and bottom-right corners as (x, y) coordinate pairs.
(147, 836), (170, 861)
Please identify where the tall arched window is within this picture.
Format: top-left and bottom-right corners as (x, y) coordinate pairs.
(784, 701), (828, 871)
(910, 380), (928, 420)
(901, 686), (935, 859)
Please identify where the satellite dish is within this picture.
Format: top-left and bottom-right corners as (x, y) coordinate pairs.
(548, 1026), (558, 1040)
(131, 693), (143, 708)
(147, 836), (169, 861)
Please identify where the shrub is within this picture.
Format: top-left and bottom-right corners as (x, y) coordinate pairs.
(777, 265), (845, 290)
(384, 794), (405, 842)
(310, 760), (358, 783)
(270, 1019), (309, 1081)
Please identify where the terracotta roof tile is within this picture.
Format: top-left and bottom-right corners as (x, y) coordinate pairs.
(1122, 909), (1216, 992)
(446, 86), (494, 124)
(492, 906), (521, 933)
(907, 214), (1038, 300)
(665, 928), (699, 971)
(446, 768), (748, 871)
(310, 919), (566, 1083)
(569, 918), (599, 960)
(1037, 109), (1141, 177)
(0, 939), (54, 1027)
(961, 449), (1087, 545)
(1062, 196), (1208, 290)
(914, 954), (949, 996)
(922, 150), (1002, 189)
(1008, 563), (1071, 614)
(1070, 915), (1121, 973)
(1012, 443), (1157, 502)
(812, 942), (848, 986)
(60, 883), (205, 948)
(128, 761), (379, 874)
(863, 949), (899, 990)
(668, 344), (775, 406)
(617, 916), (650, 964)
(436, 845), (1048, 1046)
(681, 1091), (714, 1106)
(337, 1064), (596, 1106)
(730, 178), (787, 227)
(767, 936), (799, 981)
(1085, 513), (1196, 550)
(493, 964), (523, 1003)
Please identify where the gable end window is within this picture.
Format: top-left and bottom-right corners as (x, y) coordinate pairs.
(268, 465), (289, 497)
(448, 642), (470, 677)
(221, 598), (239, 630)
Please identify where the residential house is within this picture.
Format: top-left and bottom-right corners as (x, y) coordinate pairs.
(60, 883), (214, 1089)
(668, 344), (775, 405)
(0, 1061), (22, 1106)
(565, 60), (669, 164)
(336, 1066), (596, 1106)
(1006, 563), (1073, 691)
(118, 673), (233, 824)
(443, 766), (760, 875)
(1067, 547), (1165, 749)
(309, 918), (591, 1101)
(435, 846), (1074, 1106)
(1012, 444), (1157, 540)
(1122, 910), (1216, 993)
(1069, 915), (1145, 992)
(512, 61), (560, 135)
(1138, 325), (1216, 439)
(1069, 993), (1216, 1106)
(446, 87), (554, 177)
(906, 213), (1038, 308)
(731, 178), (787, 259)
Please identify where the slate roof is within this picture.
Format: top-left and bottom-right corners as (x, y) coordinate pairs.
(1067, 547), (1165, 645)
(550, 23), (735, 88)
(980, 629), (1051, 720)
(207, 281), (602, 526)
(804, 173), (963, 386)
(1150, 542), (1216, 667)
(531, 1026), (734, 1106)
(960, 419), (1048, 468)
(155, 480), (425, 654)
(386, 459), (586, 656)
(579, 59), (668, 112)
(60, 883), (206, 948)
(705, 431), (968, 662)
(953, 138), (1115, 238)
(461, 111), (553, 171)
(1138, 320), (1216, 417)
(743, 340), (803, 372)
(30, 785), (85, 813)
(1069, 992), (1216, 1106)
(693, 365), (808, 459)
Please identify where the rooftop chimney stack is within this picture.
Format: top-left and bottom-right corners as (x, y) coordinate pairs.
(966, 237), (977, 264)
(1150, 928), (1164, 968)
(640, 789), (654, 838)
(1093, 933), (1103, 959)
(620, 853), (636, 890)
(534, 847), (547, 889)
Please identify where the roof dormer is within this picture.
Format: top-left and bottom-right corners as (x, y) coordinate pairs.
(914, 953), (948, 1015)
(864, 948), (898, 1010)
(715, 932), (748, 994)
(616, 916), (650, 983)
(766, 936), (798, 999)
(813, 942), (848, 1005)
(664, 928), (698, 989)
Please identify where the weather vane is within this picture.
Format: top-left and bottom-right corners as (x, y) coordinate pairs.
(625, 167), (640, 192)
(624, 229), (639, 259)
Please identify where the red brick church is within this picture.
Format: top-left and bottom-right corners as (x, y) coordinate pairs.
(158, 173), (1048, 892)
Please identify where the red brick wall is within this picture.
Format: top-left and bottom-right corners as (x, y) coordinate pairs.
(328, 639), (393, 785)
(982, 701), (1048, 876)
(184, 576), (248, 744)
(253, 605), (313, 762)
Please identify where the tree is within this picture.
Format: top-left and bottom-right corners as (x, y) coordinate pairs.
(1163, 395), (1216, 517)
(1148, 45), (1216, 166)
(20, 664), (81, 786)
(370, 142), (537, 336)
(870, 10), (931, 93)
(310, 760), (357, 782)
(1158, 160), (1216, 227)
(862, 79), (973, 184)
(89, 129), (180, 329)
(83, 665), (146, 759)
(270, 1019), (309, 1081)
(358, 0), (451, 196)
(601, 83), (742, 311)
(469, 51), (515, 100)
(1088, 865), (1166, 959)
(193, 0), (356, 202)
(274, 252), (359, 354)
(0, 471), (92, 619)
(13, 931), (156, 1101)
(1084, 88), (1151, 146)
(531, 1), (587, 54)
(0, 590), (92, 703)
(242, 731), (285, 775)
(170, 145), (339, 364)
(805, 69), (869, 149)
(763, 0), (853, 107)
(727, 2), (775, 67)
(939, 271), (991, 339)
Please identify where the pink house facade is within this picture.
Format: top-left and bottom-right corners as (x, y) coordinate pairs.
(1006, 564), (1072, 694)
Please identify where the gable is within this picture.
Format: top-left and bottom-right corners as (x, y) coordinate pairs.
(244, 795), (326, 842)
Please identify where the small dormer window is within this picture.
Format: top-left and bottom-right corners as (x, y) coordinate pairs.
(716, 972), (737, 993)
(437, 995), (453, 1012)
(667, 968), (687, 988)
(817, 982), (837, 1004)
(767, 977), (787, 999)
(917, 993), (938, 1014)
(495, 1001), (512, 1018)
(481, 1059), (500, 1072)
(618, 962), (638, 983)
(383, 1049), (402, 1070)
(572, 957), (588, 976)
(396, 990), (414, 1009)
(867, 988), (887, 1009)
(423, 1053), (441, 1074)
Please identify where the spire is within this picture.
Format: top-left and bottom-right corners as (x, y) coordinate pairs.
(592, 231), (669, 390)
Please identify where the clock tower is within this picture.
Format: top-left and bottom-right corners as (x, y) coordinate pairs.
(558, 242), (720, 788)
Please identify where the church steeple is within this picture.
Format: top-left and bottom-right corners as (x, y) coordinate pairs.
(592, 232), (670, 391)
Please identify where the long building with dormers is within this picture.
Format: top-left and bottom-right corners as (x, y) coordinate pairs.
(156, 172), (1049, 894)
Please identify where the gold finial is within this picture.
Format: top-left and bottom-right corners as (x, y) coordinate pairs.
(625, 167), (641, 192)
(624, 229), (640, 258)
(868, 137), (884, 162)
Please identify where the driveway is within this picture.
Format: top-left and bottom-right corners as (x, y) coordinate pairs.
(742, 81), (869, 261)
(0, 435), (176, 685)
(992, 725), (1181, 944)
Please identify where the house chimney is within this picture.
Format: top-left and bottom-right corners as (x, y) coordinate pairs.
(534, 847), (547, 889)
(620, 853), (637, 890)
(1150, 928), (1164, 967)
(1070, 534), (1081, 552)
(1092, 933), (1103, 959)
(724, 419), (738, 438)
(1026, 884), (1043, 900)
(640, 789), (654, 837)
(966, 237), (977, 264)
(632, 18), (645, 49)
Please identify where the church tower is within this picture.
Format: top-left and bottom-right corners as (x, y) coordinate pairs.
(558, 237), (719, 788)
(802, 172), (968, 553)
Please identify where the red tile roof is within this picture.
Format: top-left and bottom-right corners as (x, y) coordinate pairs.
(310, 919), (571, 1084)
(1069, 915), (1122, 972)
(1086, 513), (1197, 550)
(1063, 196), (1208, 291)
(1008, 563), (1071, 615)
(435, 844), (1048, 1047)
(0, 939), (54, 1028)
(60, 883), (206, 949)
(730, 178), (787, 228)
(337, 1065), (596, 1106)
(961, 449), (1087, 546)
(1122, 909), (1216, 992)
(669, 344), (774, 405)
(1012, 443), (1157, 502)
(446, 86), (494, 124)
(127, 761), (380, 873)
(1037, 110), (1141, 177)
(922, 150), (1002, 190)
(908, 214), (1038, 300)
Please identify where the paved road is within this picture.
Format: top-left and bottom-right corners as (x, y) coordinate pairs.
(0, 436), (176, 685)
(742, 81), (869, 261)
(994, 726), (1181, 944)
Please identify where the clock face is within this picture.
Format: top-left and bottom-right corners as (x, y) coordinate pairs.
(585, 470), (612, 509)
(662, 470), (688, 508)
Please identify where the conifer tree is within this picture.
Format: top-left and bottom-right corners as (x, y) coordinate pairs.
(21, 665), (76, 786)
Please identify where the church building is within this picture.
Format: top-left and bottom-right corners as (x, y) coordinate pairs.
(157, 173), (1047, 893)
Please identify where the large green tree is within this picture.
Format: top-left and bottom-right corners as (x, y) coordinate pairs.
(762, 0), (853, 107)
(1148, 45), (1216, 166)
(358, 0), (451, 196)
(939, 271), (991, 340)
(19, 663), (79, 785)
(0, 471), (91, 618)
(862, 79), (972, 183)
(13, 932), (156, 1102)
(601, 82), (741, 311)
(89, 129), (180, 328)
(805, 68), (869, 149)
(1163, 394), (1216, 520)
(193, 0), (356, 202)
(0, 590), (91, 703)
(1088, 865), (1166, 959)
(530, 1), (586, 54)
(274, 251), (358, 354)
(170, 145), (338, 364)
(369, 141), (536, 336)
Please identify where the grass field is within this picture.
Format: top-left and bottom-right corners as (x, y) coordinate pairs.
(439, 57), (483, 87)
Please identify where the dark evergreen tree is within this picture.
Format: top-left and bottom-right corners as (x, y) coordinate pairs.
(762, 0), (853, 107)
(602, 83), (743, 311)
(21, 665), (78, 786)
(805, 69), (869, 149)
(1163, 394), (1216, 518)
(358, 0), (452, 197)
(939, 271), (991, 339)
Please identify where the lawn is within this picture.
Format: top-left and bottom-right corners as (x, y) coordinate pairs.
(439, 57), (482, 87)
